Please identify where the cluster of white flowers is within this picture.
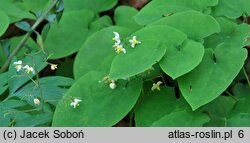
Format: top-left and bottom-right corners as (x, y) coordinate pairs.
(112, 32), (126, 54)
(112, 32), (141, 54)
(13, 60), (35, 74)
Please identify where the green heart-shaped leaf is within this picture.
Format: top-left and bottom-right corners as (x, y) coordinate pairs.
(52, 71), (142, 126)
(152, 10), (220, 40)
(178, 43), (247, 110)
(64, 0), (118, 13)
(213, 0), (250, 19)
(109, 25), (186, 79)
(110, 40), (166, 80)
(159, 39), (204, 79)
(151, 110), (210, 127)
(45, 10), (95, 59)
(135, 87), (209, 127)
(134, 0), (218, 25)
(204, 17), (250, 49)
(74, 26), (130, 79)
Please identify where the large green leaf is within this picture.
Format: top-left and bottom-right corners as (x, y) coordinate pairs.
(227, 113), (250, 127)
(114, 6), (143, 32)
(15, 113), (53, 127)
(152, 10), (220, 40)
(134, 0), (218, 25)
(204, 17), (250, 49)
(0, 72), (8, 95)
(159, 39), (204, 79)
(0, 99), (28, 127)
(89, 15), (113, 33)
(178, 43), (247, 110)
(0, 100), (53, 127)
(151, 110), (209, 127)
(135, 87), (184, 126)
(22, 0), (49, 13)
(0, 10), (9, 36)
(232, 83), (250, 99)
(202, 96), (237, 119)
(110, 40), (166, 80)
(212, 0), (250, 19)
(135, 87), (209, 127)
(45, 10), (95, 59)
(74, 26), (130, 79)
(0, 0), (34, 22)
(52, 71), (142, 126)
(109, 25), (186, 79)
(12, 76), (74, 106)
(64, 0), (118, 13)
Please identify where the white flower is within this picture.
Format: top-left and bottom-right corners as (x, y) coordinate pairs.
(33, 98), (40, 105)
(151, 81), (163, 91)
(114, 39), (121, 46)
(23, 65), (35, 74)
(13, 60), (23, 72)
(50, 64), (58, 70)
(114, 44), (126, 54)
(129, 36), (141, 48)
(70, 98), (82, 108)
(14, 60), (22, 65)
(109, 81), (117, 89)
(112, 32), (120, 41)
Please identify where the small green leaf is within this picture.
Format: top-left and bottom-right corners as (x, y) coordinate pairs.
(178, 43), (247, 110)
(52, 71), (142, 126)
(15, 21), (32, 32)
(34, 31), (44, 51)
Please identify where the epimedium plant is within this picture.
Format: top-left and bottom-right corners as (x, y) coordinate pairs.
(0, 0), (250, 127)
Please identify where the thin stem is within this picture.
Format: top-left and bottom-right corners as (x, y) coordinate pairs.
(225, 90), (238, 101)
(0, 0), (59, 73)
(129, 109), (135, 127)
(242, 67), (250, 87)
(161, 75), (167, 86)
